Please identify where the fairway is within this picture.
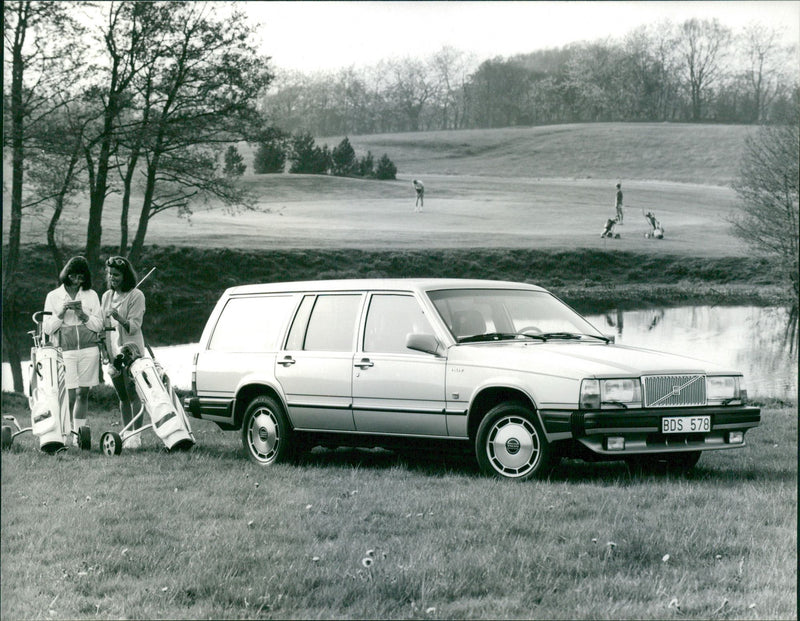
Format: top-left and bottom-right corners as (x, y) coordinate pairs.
(5, 123), (754, 257)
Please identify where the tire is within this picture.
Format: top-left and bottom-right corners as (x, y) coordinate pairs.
(626, 451), (701, 475)
(475, 402), (551, 480)
(78, 426), (92, 451)
(100, 431), (123, 456)
(241, 395), (294, 466)
(1, 426), (13, 450)
(40, 441), (66, 455)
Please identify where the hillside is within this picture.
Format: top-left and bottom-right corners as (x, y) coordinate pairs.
(319, 123), (756, 186)
(4, 123), (757, 256)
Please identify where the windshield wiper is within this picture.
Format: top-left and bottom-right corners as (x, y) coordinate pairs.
(458, 332), (547, 343)
(540, 332), (611, 343)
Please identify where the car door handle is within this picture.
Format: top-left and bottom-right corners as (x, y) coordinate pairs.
(354, 358), (374, 369)
(278, 356), (296, 367)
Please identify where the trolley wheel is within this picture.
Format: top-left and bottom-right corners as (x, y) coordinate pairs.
(1, 426), (13, 450)
(167, 439), (195, 453)
(100, 432), (123, 456)
(40, 441), (66, 454)
(77, 426), (92, 451)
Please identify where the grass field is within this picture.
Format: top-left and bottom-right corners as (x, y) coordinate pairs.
(5, 123), (757, 257)
(0, 390), (795, 620)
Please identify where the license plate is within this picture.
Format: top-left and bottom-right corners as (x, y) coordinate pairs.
(662, 415), (711, 434)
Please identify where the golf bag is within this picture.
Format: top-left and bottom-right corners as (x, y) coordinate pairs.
(100, 343), (194, 454)
(24, 311), (90, 452)
(644, 212), (664, 239)
(601, 217), (620, 239)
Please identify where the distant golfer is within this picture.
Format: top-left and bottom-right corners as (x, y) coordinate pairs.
(615, 182), (624, 224)
(412, 179), (424, 212)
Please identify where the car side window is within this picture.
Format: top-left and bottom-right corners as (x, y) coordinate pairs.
(363, 294), (434, 354)
(208, 295), (294, 352)
(302, 294), (362, 352)
(285, 295), (315, 350)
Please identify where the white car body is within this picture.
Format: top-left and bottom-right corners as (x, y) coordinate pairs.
(187, 279), (760, 479)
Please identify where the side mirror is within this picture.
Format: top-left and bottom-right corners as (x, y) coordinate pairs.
(406, 333), (443, 356)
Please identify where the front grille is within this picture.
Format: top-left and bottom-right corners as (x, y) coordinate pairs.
(643, 374), (706, 408)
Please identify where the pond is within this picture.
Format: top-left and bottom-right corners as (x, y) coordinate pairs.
(3, 305), (797, 402)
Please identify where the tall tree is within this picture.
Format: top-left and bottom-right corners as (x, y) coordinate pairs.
(124, 1), (272, 263)
(677, 18), (731, 121)
(2, 0), (83, 391)
(739, 24), (792, 122)
(731, 97), (800, 300)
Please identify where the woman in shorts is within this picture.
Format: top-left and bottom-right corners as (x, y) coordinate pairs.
(43, 256), (104, 442)
(101, 256), (147, 449)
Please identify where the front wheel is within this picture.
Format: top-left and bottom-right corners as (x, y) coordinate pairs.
(475, 402), (552, 480)
(241, 395), (294, 466)
(100, 432), (123, 456)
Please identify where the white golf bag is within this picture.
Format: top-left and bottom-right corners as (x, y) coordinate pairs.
(128, 352), (195, 451)
(28, 343), (72, 453)
(98, 342), (194, 455)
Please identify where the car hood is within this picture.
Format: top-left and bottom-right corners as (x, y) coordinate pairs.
(447, 340), (737, 378)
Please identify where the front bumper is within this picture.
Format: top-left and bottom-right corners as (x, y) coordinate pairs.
(542, 405), (760, 455)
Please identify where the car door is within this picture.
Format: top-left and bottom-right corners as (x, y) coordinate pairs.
(352, 293), (447, 436)
(274, 293), (363, 431)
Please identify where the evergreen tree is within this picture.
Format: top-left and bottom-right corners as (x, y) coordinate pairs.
(223, 145), (246, 176)
(357, 151), (375, 177)
(253, 128), (288, 173)
(331, 137), (357, 176)
(375, 153), (397, 180)
(289, 131), (330, 174)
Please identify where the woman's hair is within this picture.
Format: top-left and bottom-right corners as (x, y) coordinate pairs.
(59, 256), (92, 290)
(105, 256), (138, 292)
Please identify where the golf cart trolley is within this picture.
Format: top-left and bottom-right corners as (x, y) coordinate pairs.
(1, 311), (91, 453)
(99, 343), (195, 456)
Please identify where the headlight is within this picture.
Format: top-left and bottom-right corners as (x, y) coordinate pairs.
(580, 378), (642, 409)
(602, 379), (641, 405)
(707, 375), (744, 404)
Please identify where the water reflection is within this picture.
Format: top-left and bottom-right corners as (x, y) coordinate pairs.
(2, 305), (797, 402)
(586, 306), (798, 402)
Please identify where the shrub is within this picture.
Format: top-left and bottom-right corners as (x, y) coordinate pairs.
(375, 153), (397, 180)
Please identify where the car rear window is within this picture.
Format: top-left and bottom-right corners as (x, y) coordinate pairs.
(208, 295), (294, 352)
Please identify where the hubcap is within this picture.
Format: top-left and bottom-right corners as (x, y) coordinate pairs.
(486, 415), (539, 477)
(248, 408), (279, 463)
(102, 434), (117, 455)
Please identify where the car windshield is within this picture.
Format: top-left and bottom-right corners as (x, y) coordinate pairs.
(427, 288), (605, 343)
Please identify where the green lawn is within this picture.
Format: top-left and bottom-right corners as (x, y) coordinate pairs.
(4, 123), (757, 257)
(1, 392), (796, 620)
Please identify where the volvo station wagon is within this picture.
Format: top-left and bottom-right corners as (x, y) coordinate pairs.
(186, 279), (760, 479)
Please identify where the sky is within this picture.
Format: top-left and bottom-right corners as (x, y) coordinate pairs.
(244, 1), (800, 72)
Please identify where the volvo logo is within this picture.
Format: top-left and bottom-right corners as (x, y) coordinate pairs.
(505, 437), (521, 455)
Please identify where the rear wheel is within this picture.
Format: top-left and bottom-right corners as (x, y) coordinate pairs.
(475, 402), (552, 480)
(1, 426), (13, 450)
(241, 395), (294, 466)
(78, 426), (92, 451)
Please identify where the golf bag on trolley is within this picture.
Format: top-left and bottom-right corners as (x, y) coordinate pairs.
(644, 211), (665, 239)
(100, 342), (195, 455)
(600, 216), (620, 239)
(1, 311), (91, 453)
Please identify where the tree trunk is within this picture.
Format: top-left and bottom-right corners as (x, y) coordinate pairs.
(4, 0), (29, 393)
